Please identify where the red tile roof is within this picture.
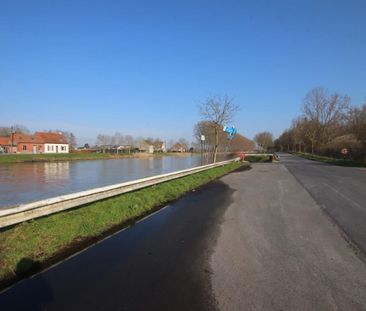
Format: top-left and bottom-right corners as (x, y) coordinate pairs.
(0, 132), (68, 145)
(35, 132), (68, 144)
(13, 133), (43, 144)
(0, 136), (11, 146)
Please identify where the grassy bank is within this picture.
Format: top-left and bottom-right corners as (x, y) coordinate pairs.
(292, 152), (366, 167)
(245, 155), (273, 162)
(0, 152), (193, 164)
(0, 152), (131, 164)
(0, 161), (246, 289)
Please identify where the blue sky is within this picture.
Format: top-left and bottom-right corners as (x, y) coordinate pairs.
(1, 0), (365, 145)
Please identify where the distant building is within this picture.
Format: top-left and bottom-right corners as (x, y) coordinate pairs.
(153, 141), (167, 153)
(170, 143), (186, 153)
(35, 132), (69, 154)
(139, 140), (154, 153)
(0, 132), (69, 154)
(0, 136), (13, 153)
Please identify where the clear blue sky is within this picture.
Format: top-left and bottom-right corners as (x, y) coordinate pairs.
(1, 0), (365, 145)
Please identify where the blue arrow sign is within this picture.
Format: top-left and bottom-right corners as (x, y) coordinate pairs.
(223, 125), (237, 140)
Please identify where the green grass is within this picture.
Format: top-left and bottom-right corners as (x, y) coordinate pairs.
(292, 152), (366, 167)
(0, 161), (245, 288)
(244, 155), (273, 162)
(0, 152), (131, 164)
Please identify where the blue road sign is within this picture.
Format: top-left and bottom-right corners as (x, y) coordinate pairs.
(223, 125), (237, 140)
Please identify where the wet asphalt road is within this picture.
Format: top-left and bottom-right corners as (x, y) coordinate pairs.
(1, 155), (366, 310)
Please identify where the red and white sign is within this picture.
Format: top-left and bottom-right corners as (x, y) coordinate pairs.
(341, 148), (348, 155)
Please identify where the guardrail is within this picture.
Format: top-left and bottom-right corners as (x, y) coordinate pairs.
(0, 157), (240, 229)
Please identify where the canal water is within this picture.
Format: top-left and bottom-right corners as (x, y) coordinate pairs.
(0, 154), (229, 208)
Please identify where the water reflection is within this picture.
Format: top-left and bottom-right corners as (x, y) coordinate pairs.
(0, 154), (230, 208)
(44, 162), (70, 182)
(0, 156), (210, 207)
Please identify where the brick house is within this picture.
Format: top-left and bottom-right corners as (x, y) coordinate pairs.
(14, 133), (44, 153)
(0, 132), (69, 154)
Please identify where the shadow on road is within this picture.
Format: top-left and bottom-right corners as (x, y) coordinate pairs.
(0, 258), (54, 311)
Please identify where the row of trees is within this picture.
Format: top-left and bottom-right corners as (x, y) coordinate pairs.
(0, 124), (30, 136)
(254, 132), (274, 151)
(95, 132), (190, 150)
(276, 87), (366, 161)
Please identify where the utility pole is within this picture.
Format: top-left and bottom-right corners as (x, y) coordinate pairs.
(11, 126), (14, 153)
(200, 135), (205, 166)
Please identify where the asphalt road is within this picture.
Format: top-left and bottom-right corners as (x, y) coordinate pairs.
(1, 155), (366, 310)
(280, 153), (366, 254)
(211, 155), (366, 310)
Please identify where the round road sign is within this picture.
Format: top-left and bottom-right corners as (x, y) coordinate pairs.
(341, 148), (348, 155)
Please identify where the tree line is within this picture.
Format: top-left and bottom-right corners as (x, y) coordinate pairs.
(276, 87), (366, 161)
(95, 132), (190, 150)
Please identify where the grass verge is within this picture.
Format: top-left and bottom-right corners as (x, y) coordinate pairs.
(0, 152), (133, 164)
(0, 161), (247, 290)
(292, 152), (366, 167)
(245, 155), (273, 162)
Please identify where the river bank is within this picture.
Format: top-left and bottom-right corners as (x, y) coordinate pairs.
(0, 152), (195, 164)
(0, 161), (248, 291)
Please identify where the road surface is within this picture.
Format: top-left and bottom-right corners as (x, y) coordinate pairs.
(280, 153), (366, 254)
(1, 155), (366, 310)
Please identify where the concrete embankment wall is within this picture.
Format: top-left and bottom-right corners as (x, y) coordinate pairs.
(0, 158), (240, 229)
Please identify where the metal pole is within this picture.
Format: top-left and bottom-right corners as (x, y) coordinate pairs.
(11, 126), (14, 154)
(200, 140), (203, 166)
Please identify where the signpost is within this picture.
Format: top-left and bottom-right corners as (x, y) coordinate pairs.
(341, 148), (348, 155)
(200, 135), (205, 165)
(341, 148), (348, 160)
(223, 126), (237, 152)
(223, 126), (237, 140)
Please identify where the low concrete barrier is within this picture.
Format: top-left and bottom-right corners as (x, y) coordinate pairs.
(0, 158), (240, 229)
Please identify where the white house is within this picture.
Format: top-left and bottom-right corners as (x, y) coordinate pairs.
(35, 132), (69, 154)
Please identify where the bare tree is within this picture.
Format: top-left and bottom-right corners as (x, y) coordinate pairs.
(199, 96), (239, 162)
(0, 124), (29, 136)
(125, 135), (134, 147)
(303, 87), (349, 145)
(254, 131), (274, 151)
(96, 134), (112, 146)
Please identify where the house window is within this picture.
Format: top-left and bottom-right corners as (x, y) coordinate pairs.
(61, 146), (65, 151)
(23, 145), (27, 151)
(47, 146), (50, 151)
